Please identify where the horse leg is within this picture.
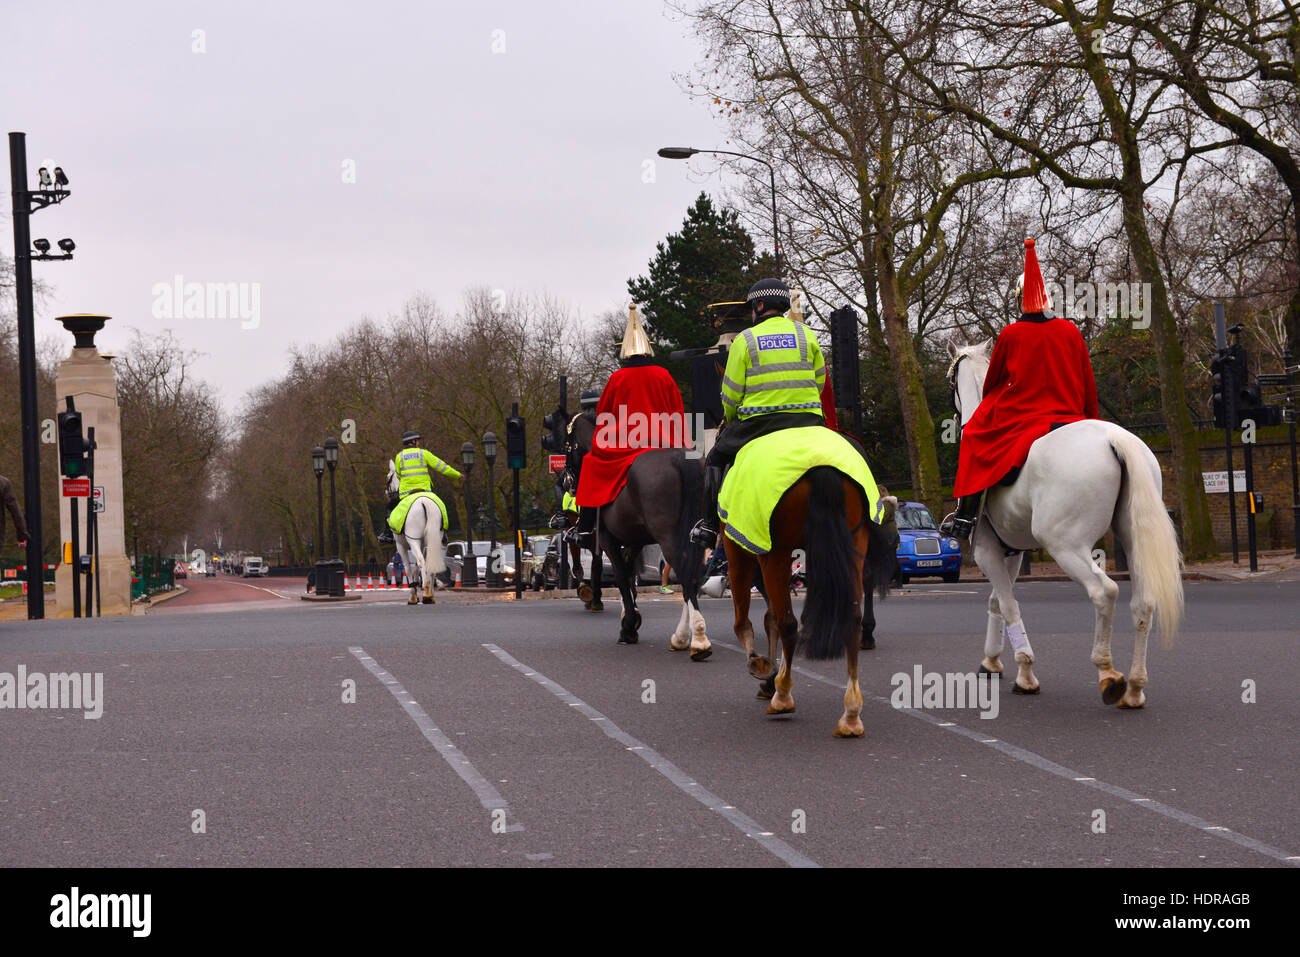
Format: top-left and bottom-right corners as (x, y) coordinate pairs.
(608, 544), (640, 644)
(1117, 523), (1151, 708)
(669, 599), (691, 651)
(408, 538), (429, 606)
(762, 552), (797, 716)
(1051, 544), (1126, 704)
(724, 538), (766, 680)
(974, 528), (1038, 692)
(583, 548), (604, 612)
(836, 529), (870, 737)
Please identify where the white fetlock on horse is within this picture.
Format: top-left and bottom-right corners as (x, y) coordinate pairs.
(950, 342), (1184, 707)
(385, 464), (447, 606)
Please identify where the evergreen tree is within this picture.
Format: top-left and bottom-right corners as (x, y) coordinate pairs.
(628, 193), (775, 353)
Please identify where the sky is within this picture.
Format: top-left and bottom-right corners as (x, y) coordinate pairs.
(1, 0), (747, 411)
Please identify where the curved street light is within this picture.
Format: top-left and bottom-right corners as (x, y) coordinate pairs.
(657, 145), (781, 273)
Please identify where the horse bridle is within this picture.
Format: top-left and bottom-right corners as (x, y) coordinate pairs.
(947, 353), (967, 420)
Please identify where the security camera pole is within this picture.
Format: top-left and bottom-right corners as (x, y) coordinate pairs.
(8, 132), (74, 619)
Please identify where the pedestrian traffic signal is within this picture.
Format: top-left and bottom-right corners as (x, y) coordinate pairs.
(58, 406), (85, 477)
(506, 416), (527, 470)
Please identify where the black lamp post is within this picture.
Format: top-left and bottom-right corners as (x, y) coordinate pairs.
(658, 146), (781, 273)
(312, 446), (325, 562)
(460, 441), (478, 586)
(483, 430), (498, 585)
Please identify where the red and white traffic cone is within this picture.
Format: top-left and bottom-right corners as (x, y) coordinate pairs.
(366, 572), (374, 590)
(343, 573), (351, 592)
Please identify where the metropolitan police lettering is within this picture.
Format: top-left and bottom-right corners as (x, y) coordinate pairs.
(756, 333), (797, 351)
(401, 451), (422, 466)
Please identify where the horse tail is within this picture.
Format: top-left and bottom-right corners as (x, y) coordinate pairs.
(423, 499), (446, 575)
(672, 453), (705, 598)
(1110, 430), (1183, 645)
(800, 467), (861, 660)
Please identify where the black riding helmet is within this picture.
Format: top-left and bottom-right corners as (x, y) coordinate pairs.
(401, 430), (420, 446)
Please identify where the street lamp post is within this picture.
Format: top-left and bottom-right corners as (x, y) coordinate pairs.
(460, 441), (478, 587)
(316, 437), (342, 595)
(658, 146), (781, 273)
(483, 430), (498, 586)
(312, 444), (325, 565)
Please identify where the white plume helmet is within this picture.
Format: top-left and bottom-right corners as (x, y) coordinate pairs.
(620, 302), (653, 359)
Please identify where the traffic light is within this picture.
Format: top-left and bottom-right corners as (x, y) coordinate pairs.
(506, 416), (526, 470)
(1212, 345), (1282, 428)
(541, 407), (567, 453)
(829, 306), (861, 409)
(58, 405), (85, 477)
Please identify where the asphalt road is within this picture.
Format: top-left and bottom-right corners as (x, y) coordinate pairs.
(0, 578), (1295, 868)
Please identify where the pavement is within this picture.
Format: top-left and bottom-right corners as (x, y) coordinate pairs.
(0, 571), (1295, 868)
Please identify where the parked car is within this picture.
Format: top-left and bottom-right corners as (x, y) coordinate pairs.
(894, 502), (962, 584)
(242, 556), (267, 578)
(443, 540), (530, 585)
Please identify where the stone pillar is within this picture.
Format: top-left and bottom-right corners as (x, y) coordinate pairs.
(53, 315), (131, 617)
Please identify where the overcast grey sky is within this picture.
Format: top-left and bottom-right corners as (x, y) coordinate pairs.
(3, 0), (748, 408)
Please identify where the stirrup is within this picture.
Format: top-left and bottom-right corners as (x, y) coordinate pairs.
(547, 513), (567, 530)
(690, 519), (719, 547)
(573, 529), (597, 549)
(940, 511), (975, 542)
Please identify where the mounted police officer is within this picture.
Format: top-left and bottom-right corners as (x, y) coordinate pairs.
(382, 430), (462, 543)
(690, 278), (827, 546)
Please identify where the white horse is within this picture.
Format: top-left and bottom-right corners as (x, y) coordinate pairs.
(385, 463), (447, 605)
(948, 341), (1183, 708)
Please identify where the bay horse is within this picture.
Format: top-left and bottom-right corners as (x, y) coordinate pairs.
(948, 341), (1183, 707)
(725, 466), (893, 737)
(566, 410), (711, 659)
(384, 464), (447, 605)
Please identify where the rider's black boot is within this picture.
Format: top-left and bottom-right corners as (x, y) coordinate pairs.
(939, 494), (981, 541)
(573, 506), (597, 549)
(690, 465), (724, 547)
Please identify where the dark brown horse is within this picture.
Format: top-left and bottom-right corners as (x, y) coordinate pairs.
(566, 410), (711, 658)
(725, 466), (892, 736)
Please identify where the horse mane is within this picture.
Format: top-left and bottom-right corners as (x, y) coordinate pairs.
(946, 339), (992, 381)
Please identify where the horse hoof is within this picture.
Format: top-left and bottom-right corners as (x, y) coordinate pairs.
(1117, 693), (1145, 710)
(585, 601), (604, 613)
(1101, 676), (1128, 706)
(407, 598), (419, 605)
(834, 718), (865, 737)
(422, 597), (434, 604)
(618, 633), (639, 645)
(748, 655), (775, 679)
(978, 663), (997, 676)
(766, 696), (795, 716)
(860, 637), (876, 651)
(577, 584), (593, 603)
(756, 675), (776, 699)
(689, 647), (712, 662)
(1011, 681), (1040, 695)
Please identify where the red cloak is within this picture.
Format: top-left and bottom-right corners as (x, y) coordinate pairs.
(953, 316), (1099, 498)
(575, 363), (692, 508)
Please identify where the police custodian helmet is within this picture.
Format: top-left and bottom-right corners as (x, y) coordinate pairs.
(402, 430), (420, 445)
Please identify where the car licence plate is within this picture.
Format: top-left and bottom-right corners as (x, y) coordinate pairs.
(915, 559), (943, 568)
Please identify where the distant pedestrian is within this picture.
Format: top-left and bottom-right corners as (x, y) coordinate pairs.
(0, 475), (30, 550)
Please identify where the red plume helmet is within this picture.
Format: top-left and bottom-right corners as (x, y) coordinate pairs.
(1021, 238), (1047, 314)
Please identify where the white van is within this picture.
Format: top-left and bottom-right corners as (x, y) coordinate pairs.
(243, 557), (266, 578)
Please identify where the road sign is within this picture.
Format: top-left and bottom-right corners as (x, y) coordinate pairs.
(92, 486), (105, 513)
(173, 561), (186, 575)
(549, 455), (566, 474)
(1203, 470), (1246, 493)
(61, 477), (90, 497)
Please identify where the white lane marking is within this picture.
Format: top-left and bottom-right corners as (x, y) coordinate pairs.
(481, 643), (818, 869)
(215, 580), (294, 601)
(713, 641), (1299, 867)
(349, 646), (523, 832)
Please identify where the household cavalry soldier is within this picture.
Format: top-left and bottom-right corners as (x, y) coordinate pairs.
(690, 278), (828, 546)
(381, 430), (462, 542)
(573, 304), (691, 549)
(940, 238), (1099, 541)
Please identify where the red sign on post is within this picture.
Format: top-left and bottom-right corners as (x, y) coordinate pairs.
(549, 455), (566, 474)
(62, 477), (91, 497)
